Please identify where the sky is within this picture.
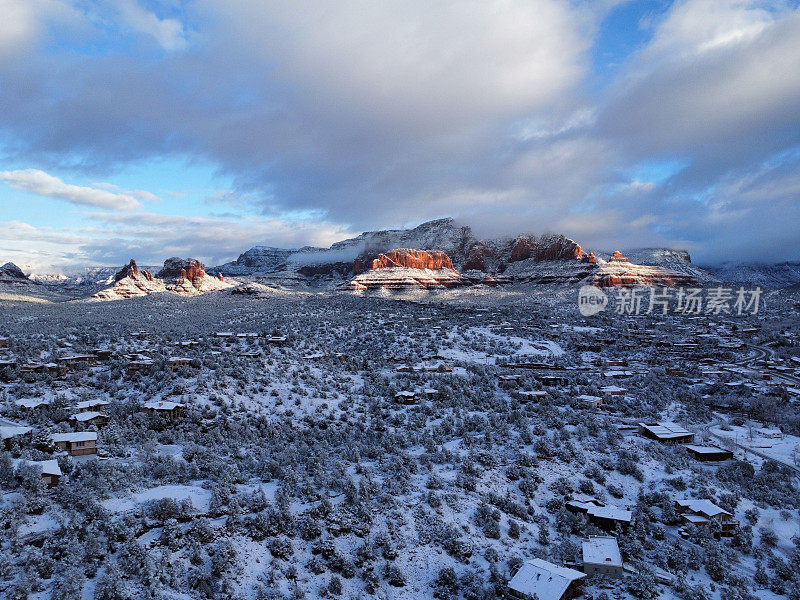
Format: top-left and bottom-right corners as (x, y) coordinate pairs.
(0, 0), (798, 272)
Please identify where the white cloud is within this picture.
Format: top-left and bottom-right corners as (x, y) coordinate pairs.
(117, 0), (188, 51)
(0, 169), (142, 210)
(0, 0), (80, 61)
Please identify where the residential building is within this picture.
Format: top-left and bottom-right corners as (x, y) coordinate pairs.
(508, 558), (585, 600)
(51, 431), (98, 456)
(582, 536), (623, 578)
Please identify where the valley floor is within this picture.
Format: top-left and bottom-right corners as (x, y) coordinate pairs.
(0, 288), (799, 600)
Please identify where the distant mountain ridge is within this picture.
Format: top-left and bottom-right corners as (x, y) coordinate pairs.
(701, 261), (800, 288)
(6, 218), (800, 296)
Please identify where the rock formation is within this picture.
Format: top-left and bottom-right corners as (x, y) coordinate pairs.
(608, 250), (629, 263)
(462, 243), (489, 272)
(348, 249), (466, 291)
(115, 259), (138, 281)
(158, 258), (206, 289)
(94, 257), (234, 300)
(593, 251), (698, 288)
(0, 262), (30, 282)
(508, 234), (587, 263)
(371, 249), (454, 271)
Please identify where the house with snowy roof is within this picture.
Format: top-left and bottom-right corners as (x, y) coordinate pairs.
(70, 411), (108, 427)
(51, 431), (98, 456)
(675, 498), (738, 534)
(394, 391), (418, 404)
(57, 354), (98, 371)
(144, 400), (185, 420)
(600, 385), (627, 396)
(15, 398), (51, 411)
(638, 422), (695, 444)
(587, 505), (633, 531)
(582, 536), (623, 578)
(167, 357), (195, 371)
(507, 557), (585, 600)
(575, 394), (603, 408)
(517, 390), (547, 402)
(498, 374), (522, 387)
(686, 445), (733, 461)
(29, 459), (63, 487)
(565, 494), (604, 514)
(74, 399), (110, 413)
(1, 423), (33, 449)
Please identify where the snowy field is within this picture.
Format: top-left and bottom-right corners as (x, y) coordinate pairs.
(0, 290), (798, 600)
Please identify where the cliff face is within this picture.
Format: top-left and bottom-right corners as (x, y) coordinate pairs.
(115, 259), (154, 282)
(371, 249), (454, 270)
(348, 248), (466, 291)
(158, 257), (206, 289)
(593, 251), (698, 288)
(508, 234), (586, 263)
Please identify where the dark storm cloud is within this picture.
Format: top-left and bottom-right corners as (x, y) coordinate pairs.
(0, 0), (799, 267)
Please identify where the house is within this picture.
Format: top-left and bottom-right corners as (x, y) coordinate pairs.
(15, 398), (51, 411)
(565, 494), (604, 514)
(508, 558), (585, 600)
(600, 385), (627, 397)
(265, 335), (288, 344)
(587, 505), (632, 531)
(420, 362), (452, 372)
(0, 337), (7, 348)
(74, 399), (110, 413)
(603, 370), (634, 379)
(57, 354), (98, 370)
(127, 359), (154, 376)
(51, 431), (98, 456)
(1, 424), (33, 449)
(90, 348), (114, 360)
(144, 400), (185, 420)
(576, 395), (603, 408)
(686, 445), (733, 462)
(167, 357), (194, 371)
(423, 388), (439, 399)
(70, 411), (108, 427)
(29, 459), (62, 487)
(394, 391), (418, 405)
(638, 422), (695, 444)
(498, 374), (522, 387)
(675, 499), (739, 534)
(582, 536), (623, 578)
(19, 362), (63, 376)
(540, 374), (569, 386)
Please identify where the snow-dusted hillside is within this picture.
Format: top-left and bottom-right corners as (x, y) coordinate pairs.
(702, 262), (800, 289)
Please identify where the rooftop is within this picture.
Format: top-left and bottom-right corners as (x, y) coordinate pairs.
(508, 558), (585, 600)
(582, 536), (622, 567)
